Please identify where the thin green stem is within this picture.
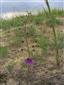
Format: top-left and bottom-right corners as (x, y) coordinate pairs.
(52, 26), (60, 68)
(44, 0), (60, 68)
(24, 16), (31, 57)
(45, 0), (51, 13)
(25, 36), (31, 57)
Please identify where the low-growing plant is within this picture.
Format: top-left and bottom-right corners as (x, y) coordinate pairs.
(46, 15), (62, 27)
(14, 28), (25, 44)
(51, 9), (64, 17)
(26, 25), (37, 38)
(33, 14), (44, 25)
(0, 47), (8, 58)
(54, 31), (64, 50)
(6, 63), (14, 73)
(36, 34), (48, 56)
(0, 16), (26, 30)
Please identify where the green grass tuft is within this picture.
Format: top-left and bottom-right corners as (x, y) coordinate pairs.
(0, 47), (8, 58)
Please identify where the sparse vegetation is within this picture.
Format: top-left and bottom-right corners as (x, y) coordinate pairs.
(0, 1), (64, 85)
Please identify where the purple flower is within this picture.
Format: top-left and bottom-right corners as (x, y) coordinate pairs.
(24, 58), (33, 65)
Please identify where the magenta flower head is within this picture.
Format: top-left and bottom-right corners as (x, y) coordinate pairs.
(24, 58), (33, 65)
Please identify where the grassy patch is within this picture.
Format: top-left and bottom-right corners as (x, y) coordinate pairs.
(36, 34), (48, 55)
(0, 9), (64, 30)
(0, 47), (8, 58)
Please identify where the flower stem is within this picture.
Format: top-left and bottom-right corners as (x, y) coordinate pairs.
(24, 15), (31, 57)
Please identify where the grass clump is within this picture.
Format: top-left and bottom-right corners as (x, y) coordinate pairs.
(14, 28), (24, 44)
(52, 31), (64, 50)
(51, 9), (64, 17)
(0, 16), (25, 30)
(26, 25), (37, 37)
(33, 14), (44, 25)
(36, 34), (48, 56)
(46, 15), (62, 27)
(0, 47), (8, 58)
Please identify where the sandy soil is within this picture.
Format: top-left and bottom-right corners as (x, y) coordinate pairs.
(0, 17), (64, 85)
